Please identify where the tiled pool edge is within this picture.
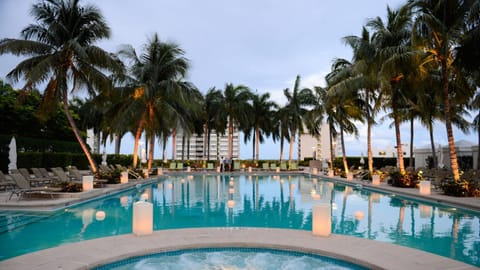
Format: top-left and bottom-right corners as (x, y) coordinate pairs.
(0, 228), (476, 270)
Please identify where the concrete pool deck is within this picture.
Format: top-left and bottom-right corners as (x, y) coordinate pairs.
(0, 171), (478, 269)
(0, 228), (476, 270)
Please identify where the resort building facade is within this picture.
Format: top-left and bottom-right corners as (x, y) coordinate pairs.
(173, 126), (240, 161)
(414, 140), (478, 169)
(298, 123), (334, 165)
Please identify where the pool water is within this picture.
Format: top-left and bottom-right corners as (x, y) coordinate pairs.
(0, 174), (478, 267)
(92, 248), (368, 270)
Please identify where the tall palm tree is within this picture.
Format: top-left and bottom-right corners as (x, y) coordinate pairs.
(223, 83), (252, 160)
(250, 92), (278, 161)
(283, 75), (315, 165)
(203, 87), (226, 161)
(0, 0), (123, 173)
(273, 107), (291, 163)
(325, 61), (365, 174)
(116, 33), (197, 170)
(369, 4), (413, 174)
(410, 0), (478, 181)
(342, 27), (381, 177)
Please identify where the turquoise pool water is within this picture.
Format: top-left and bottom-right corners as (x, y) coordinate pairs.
(0, 174), (478, 266)
(92, 247), (368, 270)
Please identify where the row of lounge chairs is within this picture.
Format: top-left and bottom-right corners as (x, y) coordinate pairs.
(1, 167), (102, 200)
(166, 161), (300, 171)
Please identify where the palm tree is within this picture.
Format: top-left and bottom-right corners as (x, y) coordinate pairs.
(273, 107), (291, 163)
(203, 87), (226, 161)
(369, 4), (413, 174)
(283, 75), (315, 165)
(0, 0), (123, 173)
(325, 61), (365, 174)
(304, 86), (326, 143)
(410, 0), (478, 181)
(342, 27), (382, 177)
(250, 92), (278, 161)
(223, 83), (252, 160)
(116, 33), (197, 170)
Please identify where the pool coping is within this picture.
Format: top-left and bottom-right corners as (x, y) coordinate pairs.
(0, 228), (476, 270)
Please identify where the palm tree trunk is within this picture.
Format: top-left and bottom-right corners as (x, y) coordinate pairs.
(94, 131), (101, 154)
(329, 122), (335, 170)
(147, 135), (154, 171)
(171, 128), (176, 160)
(340, 127), (348, 174)
(181, 135), (185, 161)
(207, 128), (211, 161)
(289, 127), (295, 165)
(477, 122), (480, 170)
(367, 118), (373, 177)
(62, 95), (98, 173)
(393, 105), (405, 174)
(393, 112), (405, 175)
(366, 90), (373, 177)
(252, 130), (255, 160)
(132, 119), (144, 168)
(203, 124), (208, 161)
(114, 133), (121, 155)
(429, 123), (437, 169)
(409, 116), (414, 168)
(279, 137), (284, 163)
(255, 128), (260, 161)
(442, 61), (460, 181)
(228, 120), (234, 159)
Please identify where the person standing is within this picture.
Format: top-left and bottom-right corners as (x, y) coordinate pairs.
(220, 156), (225, 172)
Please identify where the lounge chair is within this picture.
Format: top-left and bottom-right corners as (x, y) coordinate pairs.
(39, 168), (53, 178)
(280, 162), (287, 171)
(51, 167), (81, 183)
(177, 163), (184, 170)
(207, 163), (214, 170)
(128, 169), (142, 179)
(233, 161), (241, 170)
(270, 163), (277, 170)
(8, 173), (61, 200)
(354, 170), (369, 180)
(69, 168), (107, 187)
(169, 163), (176, 170)
(12, 168), (50, 187)
(262, 163), (269, 170)
(0, 170), (15, 191)
(289, 162), (298, 170)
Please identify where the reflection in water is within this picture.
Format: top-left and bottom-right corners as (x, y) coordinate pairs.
(0, 174), (478, 267)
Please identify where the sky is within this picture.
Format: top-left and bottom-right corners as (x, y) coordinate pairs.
(0, 0), (477, 160)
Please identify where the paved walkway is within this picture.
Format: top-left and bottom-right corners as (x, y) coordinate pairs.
(0, 228), (476, 270)
(0, 171), (478, 270)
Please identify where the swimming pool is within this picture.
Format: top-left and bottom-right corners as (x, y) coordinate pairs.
(0, 174), (478, 266)
(92, 247), (368, 270)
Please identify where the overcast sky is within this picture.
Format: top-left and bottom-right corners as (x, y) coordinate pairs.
(0, 0), (476, 159)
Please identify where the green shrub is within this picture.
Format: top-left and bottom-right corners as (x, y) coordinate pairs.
(58, 181), (82, 192)
(390, 171), (419, 188)
(95, 169), (121, 184)
(440, 180), (480, 197)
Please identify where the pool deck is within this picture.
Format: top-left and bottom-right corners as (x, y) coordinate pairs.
(0, 171), (479, 270)
(0, 228), (476, 270)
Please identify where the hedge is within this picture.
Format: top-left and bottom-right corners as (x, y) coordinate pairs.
(332, 156), (414, 170)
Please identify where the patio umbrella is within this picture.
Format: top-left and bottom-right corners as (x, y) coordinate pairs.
(8, 136), (17, 173)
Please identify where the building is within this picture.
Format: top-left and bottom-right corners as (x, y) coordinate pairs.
(414, 140), (478, 169)
(298, 123), (334, 166)
(174, 125), (240, 161)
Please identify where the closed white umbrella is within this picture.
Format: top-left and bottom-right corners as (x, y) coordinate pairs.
(8, 136), (17, 173)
